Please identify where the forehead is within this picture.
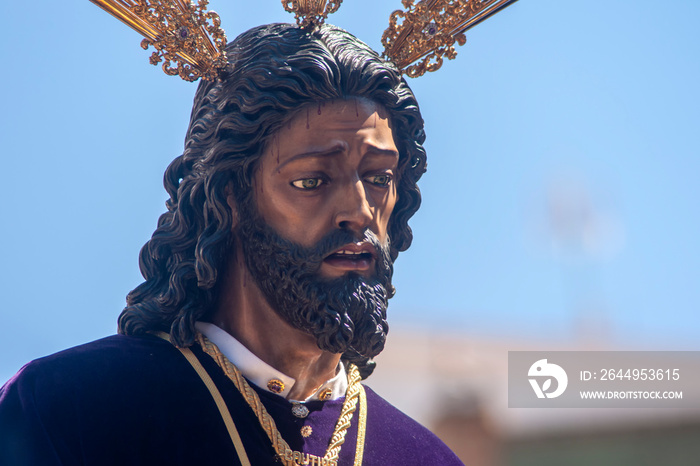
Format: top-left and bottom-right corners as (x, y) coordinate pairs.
(273, 98), (396, 149)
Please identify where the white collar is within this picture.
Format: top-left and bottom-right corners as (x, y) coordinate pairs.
(195, 322), (348, 402)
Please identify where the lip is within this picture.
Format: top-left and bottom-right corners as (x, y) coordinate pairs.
(322, 241), (377, 272)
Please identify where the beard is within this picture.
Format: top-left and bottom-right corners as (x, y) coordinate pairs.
(234, 201), (393, 362)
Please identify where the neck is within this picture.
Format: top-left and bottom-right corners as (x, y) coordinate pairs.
(210, 246), (342, 400)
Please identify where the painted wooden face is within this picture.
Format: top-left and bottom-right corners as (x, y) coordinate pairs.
(254, 98), (399, 279)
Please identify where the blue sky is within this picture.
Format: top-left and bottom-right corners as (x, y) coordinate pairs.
(1, 0), (699, 383)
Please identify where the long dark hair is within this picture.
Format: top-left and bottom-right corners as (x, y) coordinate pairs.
(119, 23), (427, 350)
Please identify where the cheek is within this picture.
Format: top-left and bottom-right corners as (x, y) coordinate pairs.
(375, 185), (398, 238)
(252, 165), (287, 229)
(253, 169), (330, 245)
(254, 182), (293, 232)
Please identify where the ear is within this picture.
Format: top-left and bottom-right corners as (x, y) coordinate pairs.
(224, 183), (239, 231)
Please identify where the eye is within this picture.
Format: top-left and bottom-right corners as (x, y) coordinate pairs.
(365, 174), (392, 187)
(291, 178), (325, 190)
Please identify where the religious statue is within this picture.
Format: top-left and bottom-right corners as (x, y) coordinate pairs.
(0, 1), (517, 464)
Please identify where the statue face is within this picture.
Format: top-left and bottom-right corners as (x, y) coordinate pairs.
(230, 98), (397, 357)
(253, 98), (399, 280)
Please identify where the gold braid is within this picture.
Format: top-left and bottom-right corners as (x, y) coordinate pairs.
(195, 332), (363, 466)
(326, 368), (362, 460)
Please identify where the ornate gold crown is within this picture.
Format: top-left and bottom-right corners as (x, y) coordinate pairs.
(90, 0), (518, 81)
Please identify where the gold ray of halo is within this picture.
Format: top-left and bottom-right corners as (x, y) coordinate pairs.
(383, 0), (519, 78)
(282, 0), (343, 29)
(90, 0), (227, 82)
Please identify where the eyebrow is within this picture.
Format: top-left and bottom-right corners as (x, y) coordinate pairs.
(365, 147), (400, 159)
(277, 144), (398, 170)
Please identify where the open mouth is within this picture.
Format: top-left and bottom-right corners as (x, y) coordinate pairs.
(326, 249), (374, 261)
(323, 243), (377, 271)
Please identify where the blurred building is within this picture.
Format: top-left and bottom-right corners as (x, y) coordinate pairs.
(366, 329), (700, 466)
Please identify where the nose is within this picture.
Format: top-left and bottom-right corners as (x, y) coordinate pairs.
(334, 178), (373, 233)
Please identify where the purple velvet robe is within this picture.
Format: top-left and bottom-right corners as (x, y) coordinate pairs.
(0, 334), (463, 465)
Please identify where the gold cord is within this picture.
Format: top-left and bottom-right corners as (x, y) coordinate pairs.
(195, 332), (365, 466)
(354, 382), (367, 465)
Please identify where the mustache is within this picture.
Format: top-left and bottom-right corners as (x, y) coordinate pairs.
(308, 228), (384, 264)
